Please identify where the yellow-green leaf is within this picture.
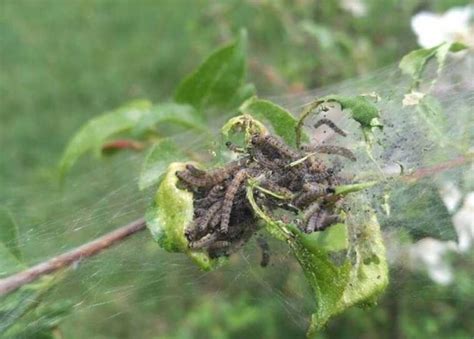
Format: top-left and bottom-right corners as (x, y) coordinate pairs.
(146, 162), (225, 271)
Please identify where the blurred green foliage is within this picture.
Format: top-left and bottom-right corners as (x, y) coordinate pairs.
(1, 0), (472, 338)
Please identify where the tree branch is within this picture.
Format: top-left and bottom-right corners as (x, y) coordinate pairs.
(0, 155), (471, 297)
(0, 217), (146, 296)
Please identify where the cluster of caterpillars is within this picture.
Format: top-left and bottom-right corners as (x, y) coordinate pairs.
(176, 118), (355, 266)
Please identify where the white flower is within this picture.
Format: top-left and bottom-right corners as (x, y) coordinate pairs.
(402, 91), (425, 106)
(411, 5), (474, 48)
(453, 192), (474, 252)
(409, 238), (458, 285)
(439, 181), (462, 212)
(340, 0), (367, 17)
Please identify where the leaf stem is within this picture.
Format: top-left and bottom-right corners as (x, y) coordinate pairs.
(295, 100), (324, 148)
(0, 218), (146, 297)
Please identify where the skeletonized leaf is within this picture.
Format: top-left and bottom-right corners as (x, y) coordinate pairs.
(175, 30), (248, 112)
(240, 97), (301, 147)
(139, 139), (188, 190)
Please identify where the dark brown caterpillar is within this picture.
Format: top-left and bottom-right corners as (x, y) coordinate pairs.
(314, 118), (347, 136)
(251, 134), (300, 159)
(256, 236), (270, 267)
(197, 201), (222, 232)
(178, 121), (356, 265)
(302, 145), (356, 161)
(220, 169), (248, 234)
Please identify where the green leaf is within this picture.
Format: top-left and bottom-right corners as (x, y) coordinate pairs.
(175, 30), (247, 112)
(146, 162), (225, 271)
(0, 207), (21, 261)
(302, 223), (348, 253)
(399, 46), (438, 84)
(0, 243), (23, 278)
(246, 186), (388, 334)
(415, 95), (450, 147)
(132, 102), (207, 136)
(139, 139), (188, 190)
(0, 274), (70, 337)
(0, 278), (50, 333)
(321, 94), (381, 129)
(379, 179), (457, 241)
(334, 181), (378, 196)
(59, 100), (207, 178)
(297, 213), (388, 335)
(59, 100), (152, 178)
(399, 42), (468, 89)
(240, 97), (301, 147)
(296, 95), (381, 148)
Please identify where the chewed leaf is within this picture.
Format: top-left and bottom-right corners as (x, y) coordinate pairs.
(175, 30), (248, 112)
(321, 95), (381, 129)
(399, 42), (468, 90)
(307, 213), (388, 335)
(146, 162), (224, 271)
(246, 186), (387, 335)
(0, 207), (21, 261)
(221, 114), (268, 144)
(139, 139), (188, 190)
(240, 97), (302, 147)
(59, 100), (152, 178)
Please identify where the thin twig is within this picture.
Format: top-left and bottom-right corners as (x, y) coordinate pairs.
(0, 218), (146, 297)
(0, 155), (471, 297)
(403, 155), (471, 181)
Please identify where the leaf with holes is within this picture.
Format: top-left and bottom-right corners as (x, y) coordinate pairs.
(246, 186), (388, 335)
